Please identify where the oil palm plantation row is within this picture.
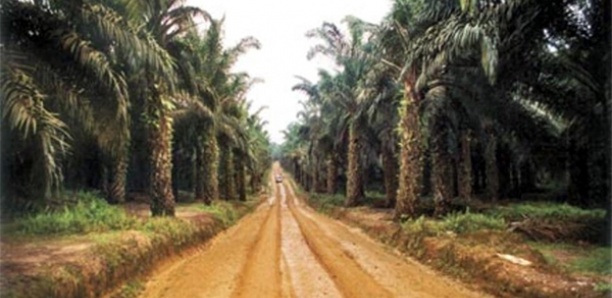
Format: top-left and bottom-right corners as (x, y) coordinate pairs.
(281, 0), (610, 220)
(1, 0), (271, 216)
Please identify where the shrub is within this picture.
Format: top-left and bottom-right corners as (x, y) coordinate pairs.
(489, 202), (605, 221)
(140, 217), (194, 246)
(400, 211), (506, 235)
(15, 192), (135, 235)
(442, 211), (506, 234)
(309, 193), (345, 214)
(363, 191), (386, 206)
(570, 246), (612, 275)
(531, 242), (612, 275)
(400, 215), (444, 236)
(196, 201), (238, 226)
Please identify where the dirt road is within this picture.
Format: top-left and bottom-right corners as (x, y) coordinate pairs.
(139, 167), (486, 298)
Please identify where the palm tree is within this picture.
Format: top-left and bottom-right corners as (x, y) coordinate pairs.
(379, 3), (425, 217)
(122, 0), (209, 216)
(358, 35), (402, 208)
(280, 123), (309, 186)
(307, 19), (380, 206)
(0, 0), (168, 206)
(245, 106), (272, 193)
(170, 18), (258, 204)
(292, 75), (340, 194)
(216, 74), (260, 200)
(292, 93), (325, 193)
(384, 0), (571, 218)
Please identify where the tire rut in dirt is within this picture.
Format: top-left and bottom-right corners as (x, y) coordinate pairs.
(231, 183), (282, 298)
(283, 179), (487, 298)
(285, 182), (393, 298)
(138, 203), (273, 298)
(278, 183), (342, 298)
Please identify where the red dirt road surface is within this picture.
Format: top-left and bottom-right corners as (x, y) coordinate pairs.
(139, 165), (487, 298)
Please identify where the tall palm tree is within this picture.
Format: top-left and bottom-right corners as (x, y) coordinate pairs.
(280, 123), (309, 185)
(292, 75), (343, 194)
(307, 19), (379, 206)
(0, 0), (169, 206)
(122, 0), (209, 216)
(385, 0), (568, 218)
(170, 18), (258, 204)
(216, 74), (259, 200)
(245, 106), (272, 193)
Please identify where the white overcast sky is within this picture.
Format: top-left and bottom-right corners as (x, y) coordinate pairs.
(186, 0), (392, 144)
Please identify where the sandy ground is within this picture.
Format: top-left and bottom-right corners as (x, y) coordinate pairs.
(139, 165), (487, 298)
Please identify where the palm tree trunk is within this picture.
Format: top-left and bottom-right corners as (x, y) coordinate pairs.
(520, 160), (535, 193)
(311, 156), (319, 193)
(195, 140), (205, 201)
(235, 151), (247, 201)
(145, 89), (175, 216)
(101, 164), (109, 200)
(498, 144), (512, 198)
(293, 160), (301, 185)
(301, 167), (310, 191)
(345, 121), (364, 207)
(219, 143), (236, 200)
(484, 132), (499, 203)
(458, 130), (472, 201)
(171, 144), (181, 201)
(201, 125), (219, 204)
(431, 121), (453, 217)
(395, 76), (423, 219)
(326, 155), (337, 194)
(107, 147), (128, 204)
(382, 145), (397, 208)
(250, 172), (259, 193)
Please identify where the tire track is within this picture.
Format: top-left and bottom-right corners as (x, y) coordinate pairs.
(138, 202), (273, 298)
(283, 178), (487, 298)
(231, 183), (282, 298)
(278, 183), (342, 298)
(285, 182), (393, 298)
(140, 164), (485, 298)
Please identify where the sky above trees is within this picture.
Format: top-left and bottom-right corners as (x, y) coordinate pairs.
(187, 0), (392, 143)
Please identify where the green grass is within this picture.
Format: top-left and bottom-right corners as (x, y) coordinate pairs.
(401, 210), (506, 235)
(8, 191), (256, 237)
(139, 217), (196, 247)
(2, 192), (255, 298)
(573, 247), (612, 274)
(595, 282), (612, 292)
(400, 215), (443, 236)
(307, 191), (387, 211)
(116, 281), (144, 298)
(488, 201), (606, 221)
(442, 211), (506, 234)
(14, 191), (136, 236)
(363, 191), (387, 206)
(530, 242), (612, 275)
(309, 193), (345, 214)
(192, 201), (239, 226)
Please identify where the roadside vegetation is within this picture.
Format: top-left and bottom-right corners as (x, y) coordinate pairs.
(3, 191), (250, 238)
(307, 191), (611, 297)
(0, 190), (262, 297)
(280, 0), (610, 296)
